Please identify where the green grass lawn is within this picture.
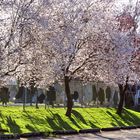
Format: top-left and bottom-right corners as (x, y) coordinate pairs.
(0, 106), (140, 134)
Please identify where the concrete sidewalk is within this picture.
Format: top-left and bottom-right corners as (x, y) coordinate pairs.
(20, 129), (140, 140)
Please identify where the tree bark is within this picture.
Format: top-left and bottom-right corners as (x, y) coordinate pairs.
(64, 76), (73, 117)
(30, 85), (34, 106)
(117, 84), (124, 115)
(23, 87), (26, 111)
(45, 96), (47, 109)
(35, 89), (39, 109)
(117, 76), (129, 115)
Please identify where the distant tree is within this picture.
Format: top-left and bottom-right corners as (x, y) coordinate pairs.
(92, 85), (97, 102)
(106, 86), (111, 102)
(0, 86), (10, 106)
(46, 86), (56, 108)
(38, 93), (45, 104)
(98, 88), (105, 105)
(72, 91), (79, 101)
(113, 90), (119, 106)
(29, 76), (36, 106)
(15, 83), (24, 99)
(35, 86), (39, 109)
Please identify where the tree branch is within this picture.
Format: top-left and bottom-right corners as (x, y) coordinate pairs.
(70, 51), (95, 77)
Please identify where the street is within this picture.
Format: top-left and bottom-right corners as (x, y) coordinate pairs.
(20, 129), (140, 140)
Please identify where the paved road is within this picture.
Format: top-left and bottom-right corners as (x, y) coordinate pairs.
(20, 129), (140, 140)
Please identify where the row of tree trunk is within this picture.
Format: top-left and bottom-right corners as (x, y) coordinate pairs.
(18, 75), (130, 117)
(64, 76), (130, 117)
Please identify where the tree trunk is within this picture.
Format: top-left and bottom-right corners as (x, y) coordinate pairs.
(30, 86), (34, 106)
(35, 89), (39, 109)
(117, 76), (129, 115)
(64, 76), (73, 117)
(117, 84), (124, 115)
(45, 96), (47, 109)
(23, 87), (26, 111)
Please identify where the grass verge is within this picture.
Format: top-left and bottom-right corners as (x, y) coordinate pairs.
(0, 107), (140, 134)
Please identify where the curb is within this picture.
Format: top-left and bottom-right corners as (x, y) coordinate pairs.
(101, 127), (120, 131)
(1, 125), (140, 139)
(79, 128), (100, 133)
(120, 126), (137, 130)
(0, 134), (20, 139)
(135, 125), (140, 128)
(52, 130), (78, 135)
(20, 132), (48, 138)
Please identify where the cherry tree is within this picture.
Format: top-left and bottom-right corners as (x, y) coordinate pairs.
(0, 0), (43, 85)
(32, 0), (118, 117)
(0, 0), (44, 110)
(2, 0), (139, 117)
(99, 0), (140, 115)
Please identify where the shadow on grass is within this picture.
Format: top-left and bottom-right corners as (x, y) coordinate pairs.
(69, 117), (83, 129)
(24, 111), (39, 132)
(71, 109), (98, 128)
(46, 113), (75, 130)
(121, 109), (140, 125)
(106, 111), (126, 126)
(105, 108), (140, 127)
(47, 109), (83, 130)
(72, 110), (87, 125)
(0, 123), (6, 134)
(45, 116), (60, 130)
(25, 124), (36, 132)
(0, 111), (4, 119)
(24, 110), (76, 131)
(0, 111), (9, 133)
(88, 121), (98, 128)
(6, 116), (21, 133)
(84, 109), (100, 128)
